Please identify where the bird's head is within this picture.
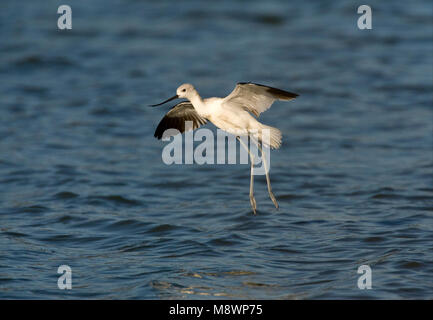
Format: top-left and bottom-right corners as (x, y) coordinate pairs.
(150, 83), (196, 107)
(176, 83), (195, 99)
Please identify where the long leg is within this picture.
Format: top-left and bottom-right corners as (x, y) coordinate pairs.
(237, 136), (257, 214)
(251, 138), (279, 209)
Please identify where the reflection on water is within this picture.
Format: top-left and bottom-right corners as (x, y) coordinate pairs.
(0, 0), (432, 299)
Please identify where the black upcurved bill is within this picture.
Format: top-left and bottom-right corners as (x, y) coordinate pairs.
(149, 95), (179, 107)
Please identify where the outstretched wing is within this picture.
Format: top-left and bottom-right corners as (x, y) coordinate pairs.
(154, 102), (207, 140)
(223, 82), (298, 117)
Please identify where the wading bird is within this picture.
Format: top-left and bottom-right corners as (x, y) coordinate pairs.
(151, 82), (298, 214)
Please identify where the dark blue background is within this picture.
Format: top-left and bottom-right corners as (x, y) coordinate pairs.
(0, 0), (432, 299)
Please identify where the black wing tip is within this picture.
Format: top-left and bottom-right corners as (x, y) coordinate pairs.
(153, 101), (193, 140)
(238, 82), (299, 99)
(153, 101), (207, 140)
(154, 130), (162, 139)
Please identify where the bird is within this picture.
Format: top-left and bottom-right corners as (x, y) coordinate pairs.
(150, 82), (298, 214)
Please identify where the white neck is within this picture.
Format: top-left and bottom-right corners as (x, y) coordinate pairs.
(188, 91), (206, 116)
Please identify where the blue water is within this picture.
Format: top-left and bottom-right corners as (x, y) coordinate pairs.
(0, 0), (432, 299)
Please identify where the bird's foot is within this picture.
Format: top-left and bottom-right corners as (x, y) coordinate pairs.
(250, 194), (257, 215)
(269, 191), (279, 210)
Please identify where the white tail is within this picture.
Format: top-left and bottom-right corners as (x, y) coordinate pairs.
(251, 125), (282, 149)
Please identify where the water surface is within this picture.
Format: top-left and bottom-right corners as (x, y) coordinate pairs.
(0, 0), (432, 299)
